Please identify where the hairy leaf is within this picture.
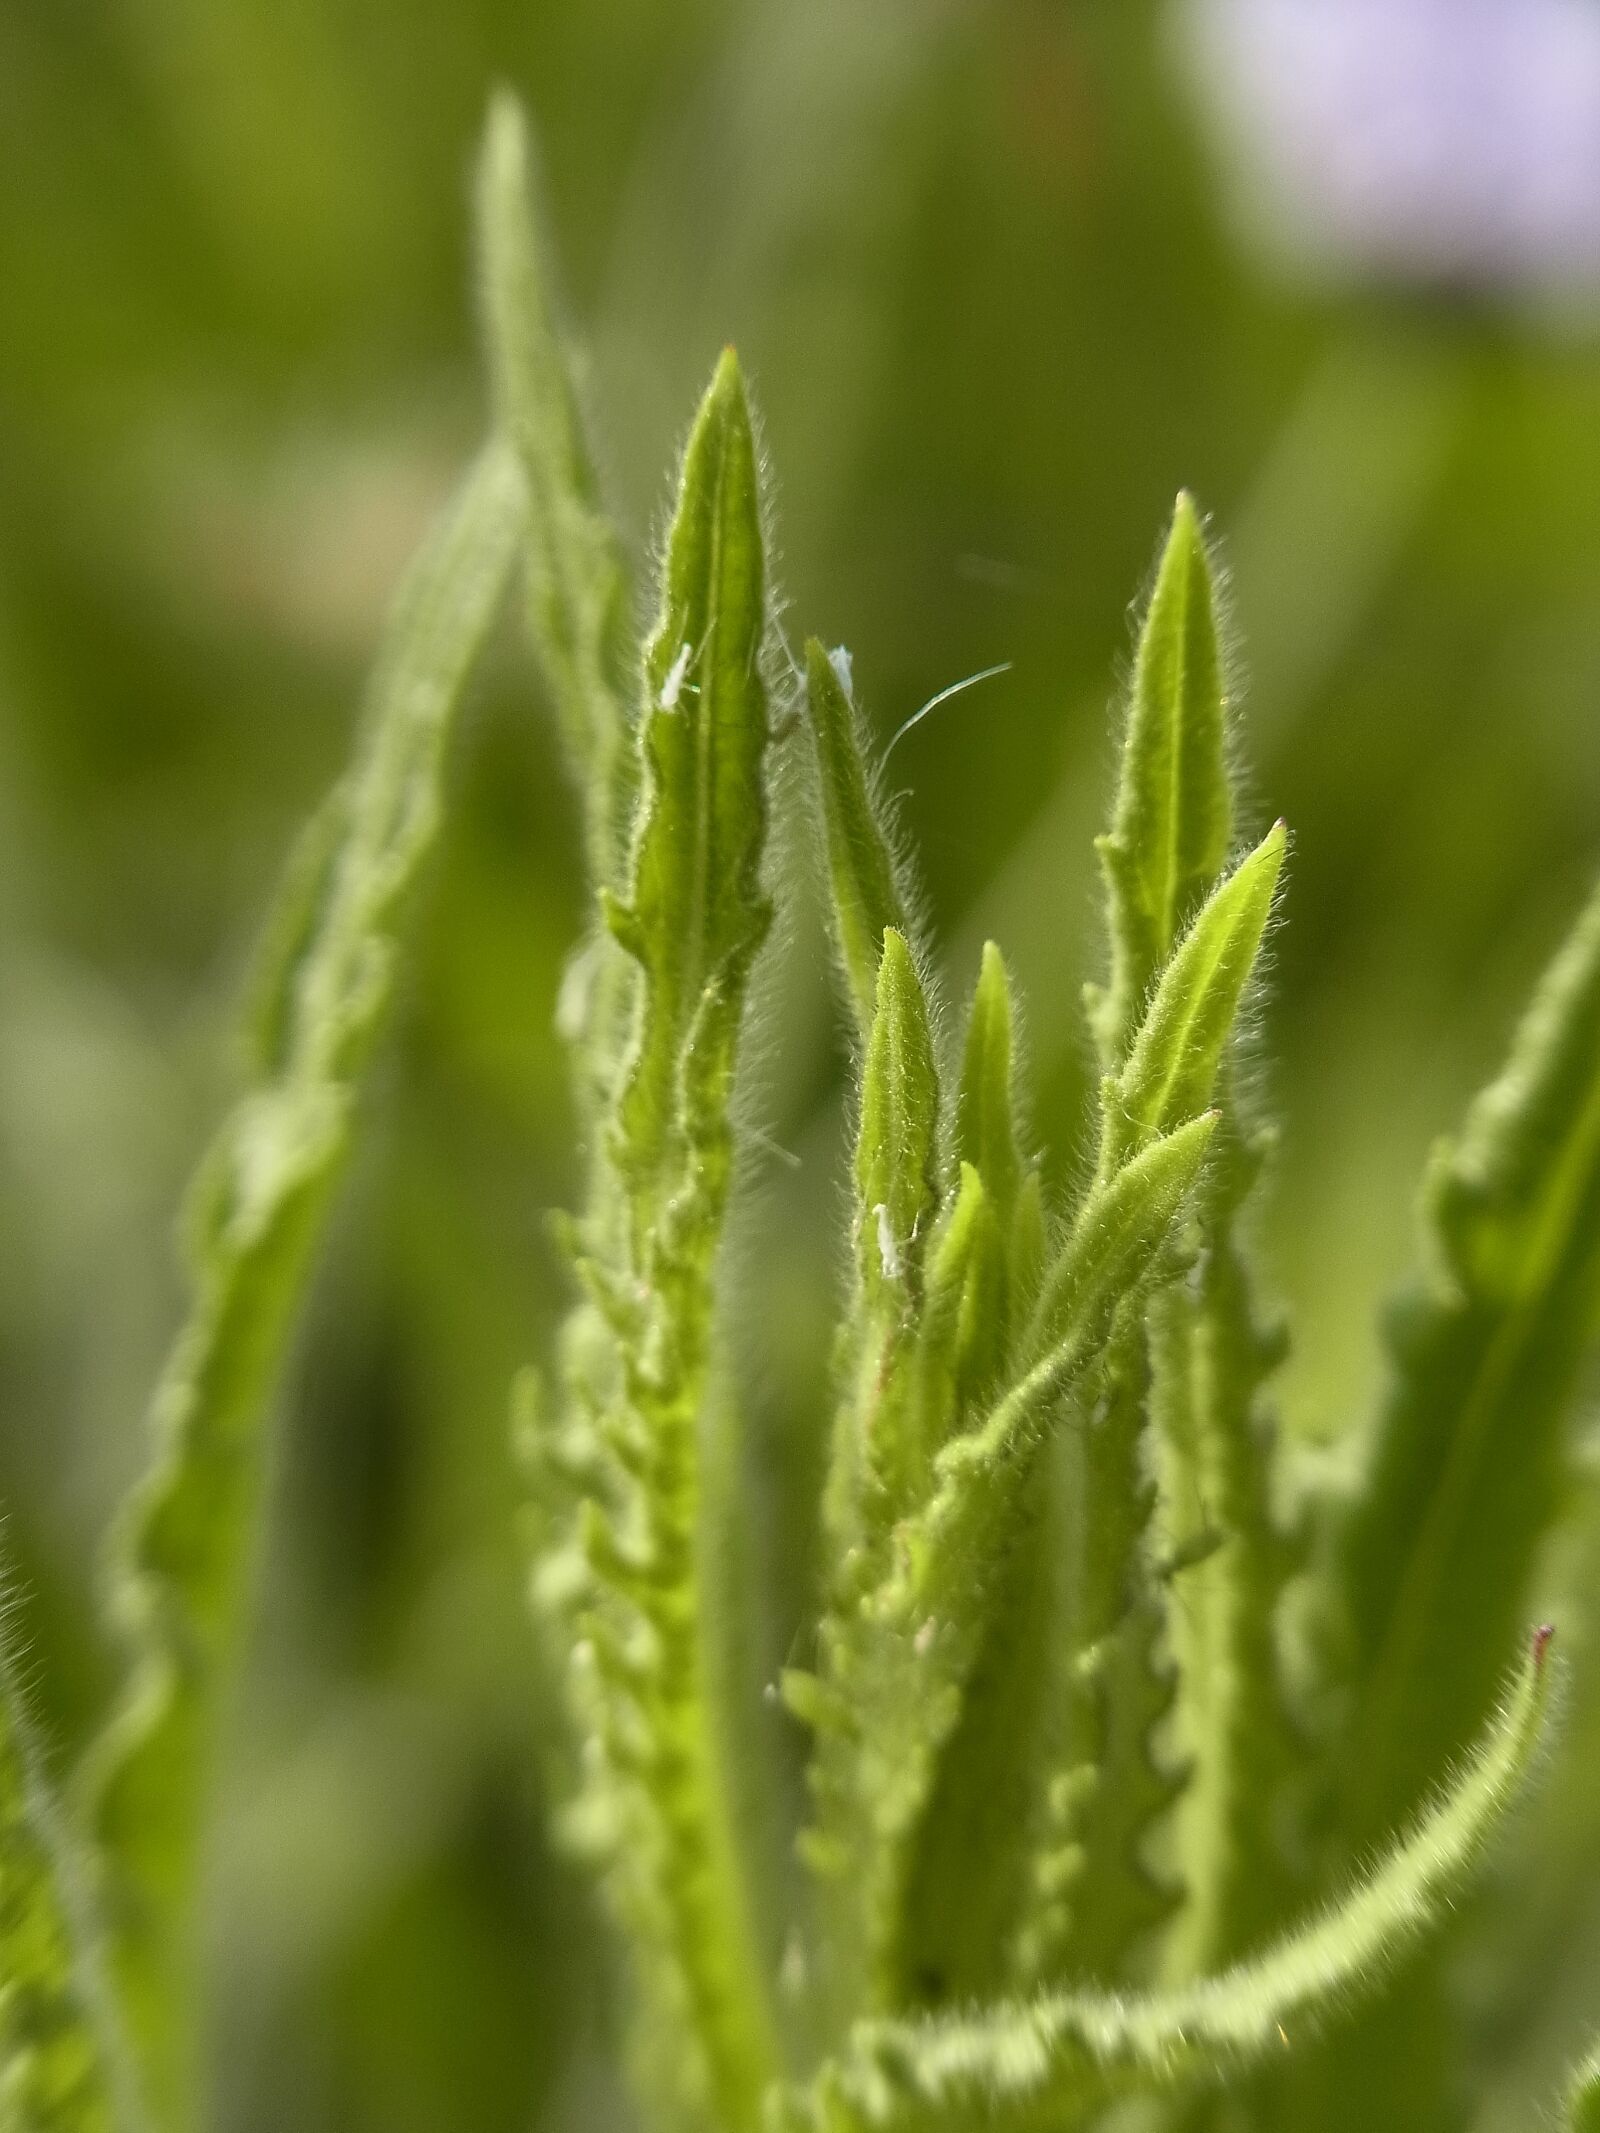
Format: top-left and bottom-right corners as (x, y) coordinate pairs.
(783, 1633), (1554, 2132)
(805, 640), (914, 1042)
(606, 349), (774, 1212)
(795, 1116), (1217, 2019)
(1012, 548), (1296, 1994)
(995, 827), (1283, 1989)
(822, 928), (943, 1559)
(1087, 493), (1233, 1068)
(1097, 824), (1284, 1179)
(1155, 1116), (1301, 1978)
(533, 351), (780, 2133)
(1008, 1324), (1182, 1987)
(82, 441), (524, 2123)
(0, 1593), (131, 2133)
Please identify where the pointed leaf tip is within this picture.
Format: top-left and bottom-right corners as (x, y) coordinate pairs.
(857, 927), (940, 1277)
(958, 941), (1025, 1226)
(806, 639), (913, 1039)
(483, 82), (527, 162)
(790, 1634), (1551, 2133)
(712, 344), (746, 403)
(1093, 494), (1235, 1061)
(1103, 828), (1284, 1172)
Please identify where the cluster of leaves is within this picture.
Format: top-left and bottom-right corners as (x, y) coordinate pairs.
(5, 89), (1600, 2133)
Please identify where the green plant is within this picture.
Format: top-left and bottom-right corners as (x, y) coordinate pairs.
(4, 89), (1600, 2133)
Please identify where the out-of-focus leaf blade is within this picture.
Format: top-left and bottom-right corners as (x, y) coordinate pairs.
(1335, 874), (1600, 1841)
(83, 441), (524, 2125)
(476, 88), (635, 887)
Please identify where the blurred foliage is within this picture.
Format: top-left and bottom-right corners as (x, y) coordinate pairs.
(4, 3), (1600, 2129)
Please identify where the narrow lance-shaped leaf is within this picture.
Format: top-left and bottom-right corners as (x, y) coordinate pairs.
(0, 1586), (134, 2133)
(1001, 816), (1285, 1989)
(1095, 823), (1285, 1180)
(1155, 1115), (1301, 1981)
(1080, 501), (1304, 1988)
(822, 928), (942, 1559)
(801, 822), (1274, 2011)
(1008, 1320), (1182, 1987)
(890, 952), (1070, 2006)
(1292, 876), (1600, 2133)
(82, 441), (525, 2126)
(1087, 493), (1233, 1067)
(607, 349), (774, 1219)
(940, 942), (1038, 1421)
(532, 353), (780, 2133)
(476, 89), (635, 887)
(1334, 872), (1600, 1843)
(781, 1631), (1555, 2133)
(793, 1116), (1217, 2021)
(805, 640), (914, 1041)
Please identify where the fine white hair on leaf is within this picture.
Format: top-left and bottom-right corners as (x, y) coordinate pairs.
(875, 1203), (904, 1281)
(661, 640), (694, 711)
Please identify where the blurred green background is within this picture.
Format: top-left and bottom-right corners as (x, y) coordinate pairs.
(5, 2), (1600, 2128)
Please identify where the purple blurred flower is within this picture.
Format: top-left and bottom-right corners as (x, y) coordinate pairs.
(1181, 0), (1600, 294)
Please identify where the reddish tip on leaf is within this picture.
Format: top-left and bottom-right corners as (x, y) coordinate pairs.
(1533, 1623), (1557, 1670)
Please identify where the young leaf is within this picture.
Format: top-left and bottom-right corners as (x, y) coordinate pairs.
(782, 1632), (1554, 2133)
(1333, 874), (1600, 1844)
(1007, 1323), (1182, 1988)
(1156, 1115), (1302, 1978)
(956, 944), (1025, 1237)
(0, 1590), (131, 2133)
(795, 1116), (1217, 2020)
(804, 639), (915, 1041)
(1096, 823), (1285, 1179)
(994, 809), (1285, 1987)
(533, 352), (780, 2133)
(607, 348), (774, 1214)
(1005, 639), (1287, 1988)
(823, 928), (943, 1553)
(827, 942), (1028, 2005)
(82, 441), (525, 2124)
(856, 933), (941, 1304)
(476, 88), (636, 887)
(1087, 493), (1233, 1068)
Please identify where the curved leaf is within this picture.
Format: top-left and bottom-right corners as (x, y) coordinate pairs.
(1336, 873), (1600, 1841)
(783, 1632), (1554, 2131)
(82, 440), (525, 2124)
(476, 88), (635, 886)
(805, 640), (914, 1042)
(794, 1117), (1217, 2019)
